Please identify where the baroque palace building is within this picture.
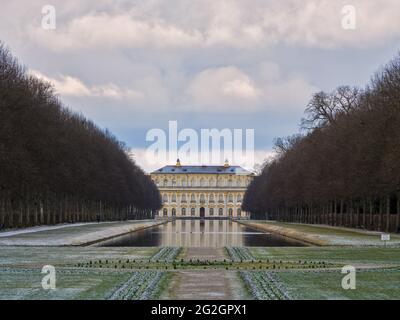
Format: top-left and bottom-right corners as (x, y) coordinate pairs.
(150, 159), (254, 219)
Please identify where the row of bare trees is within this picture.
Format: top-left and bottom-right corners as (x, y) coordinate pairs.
(243, 53), (400, 233)
(0, 43), (161, 229)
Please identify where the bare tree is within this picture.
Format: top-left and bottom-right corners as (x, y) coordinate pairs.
(0, 42), (161, 229)
(244, 54), (400, 233)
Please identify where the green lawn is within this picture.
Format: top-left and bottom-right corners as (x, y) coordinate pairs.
(250, 247), (400, 265)
(0, 246), (158, 268)
(0, 246), (161, 300)
(1, 246), (400, 300)
(0, 268), (132, 300)
(276, 268), (400, 300)
(243, 221), (400, 246)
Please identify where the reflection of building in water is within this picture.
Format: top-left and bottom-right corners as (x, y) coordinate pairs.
(160, 219), (245, 247)
(150, 159), (254, 219)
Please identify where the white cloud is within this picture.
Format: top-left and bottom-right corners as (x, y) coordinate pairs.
(30, 62), (316, 115)
(25, 0), (400, 51)
(30, 69), (143, 99)
(30, 12), (204, 51)
(185, 66), (261, 112)
(262, 76), (318, 110)
(184, 63), (317, 113)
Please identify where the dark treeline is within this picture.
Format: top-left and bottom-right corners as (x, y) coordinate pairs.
(243, 53), (400, 233)
(0, 43), (161, 228)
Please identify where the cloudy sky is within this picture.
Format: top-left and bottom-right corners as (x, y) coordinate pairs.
(1, 0), (400, 171)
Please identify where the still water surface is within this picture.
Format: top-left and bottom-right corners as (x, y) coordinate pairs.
(97, 220), (305, 247)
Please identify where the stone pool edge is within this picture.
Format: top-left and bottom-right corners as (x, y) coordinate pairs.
(83, 220), (170, 247)
(235, 220), (321, 246)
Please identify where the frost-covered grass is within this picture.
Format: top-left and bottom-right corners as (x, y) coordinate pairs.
(240, 271), (292, 300)
(0, 246), (157, 268)
(150, 247), (182, 262)
(226, 247), (255, 262)
(243, 221), (400, 246)
(276, 268), (400, 300)
(0, 220), (163, 246)
(0, 246), (168, 300)
(108, 271), (165, 300)
(250, 247), (400, 266)
(0, 222), (102, 237)
(0, 268), (132, 300)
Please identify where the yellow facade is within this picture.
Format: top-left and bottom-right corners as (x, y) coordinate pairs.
(150, 162), (253, 219)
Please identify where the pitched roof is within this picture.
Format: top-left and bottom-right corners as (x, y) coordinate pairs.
(151, 165), (252, 175)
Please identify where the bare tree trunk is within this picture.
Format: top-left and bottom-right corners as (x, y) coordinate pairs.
(396, 195), (400, 233)
(355, 202), (359, 228)
(349, 201), (353, 228)
(40, 201), (44, 225)
(34, 204), (38, 226)
(9, 200), (14, 228)
(19, 203), (23, 227)
(386, 196), (390, 233)
(363, 200), (366, 229)
(340, 200), (344, 227)
(378, 198), (383, 231)
(0, 199), (4, 226)
(369, 199), (373, 230)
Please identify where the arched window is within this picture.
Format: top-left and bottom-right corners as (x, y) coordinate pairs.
(172, 179), (176, 187)
(200, 194), (205, 204)
(191, 194), (196, 203)
(237, 194), (242, 202)
(209, 194), (215, 203)
(191, 208), (196, 216)
(182, 178), (187, 187)
(181, 194), (187, 203)
(237, 209), (241, 217)
(228, 194), (233, 202)
(218, 208), (223, 216)
(162, 194), (168, 203)
(171, 194), (177, 202)
(172, 208), (176, 216)
(209, 208), (214, 216)
(228, 208), (233, 216)
(228, 179), (233, 187)
(163, 208), (168, 216)
(218, 194), (223, 203)
(181, 208), (186, 216)
(200, 178), (205, 187)
(163, 179), (168, 187)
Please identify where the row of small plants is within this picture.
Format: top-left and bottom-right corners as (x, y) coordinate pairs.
(150, 247), (182, 262)
(75, 258), (333, 270)
(226, 247), (255, 261)
(240, 271), (292, 300)
(108, 271), (164, 300)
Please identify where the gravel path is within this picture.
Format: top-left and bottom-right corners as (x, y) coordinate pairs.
(183, 247), (228, 261)
(163, 270), (248, 300)
(161, 247), (251, 300)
